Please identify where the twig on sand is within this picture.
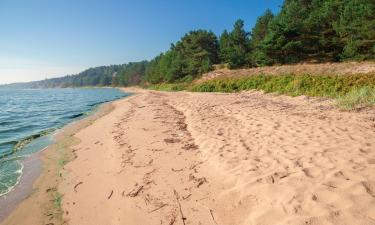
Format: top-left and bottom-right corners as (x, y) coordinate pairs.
(127, 185), (144, 197)
(148, 203), (168, 213)
(182, 194), (192, 200)
(209, 209), (218, 225)
(171, 168), (184, 172)
(74, 182), (83, 192)
(174, 190), (187, 225)
(107, 190), (114, 199)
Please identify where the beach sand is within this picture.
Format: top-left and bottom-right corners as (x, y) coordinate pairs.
(3, 88), (375, 225)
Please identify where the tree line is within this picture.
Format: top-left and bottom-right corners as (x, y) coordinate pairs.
(145, 0), (374, 83)
(1, 62), (148, 88)
(2, 0), (373, 89)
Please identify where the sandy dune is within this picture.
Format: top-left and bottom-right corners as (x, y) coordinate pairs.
(59, 89), (375, 225)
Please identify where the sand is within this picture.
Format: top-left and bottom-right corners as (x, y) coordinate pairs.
(0, 102), (114, 225)
(55, 88), (375, 225)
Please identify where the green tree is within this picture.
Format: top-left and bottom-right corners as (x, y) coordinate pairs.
(335, 0), (375, 60)
(261, 0), (312, 64)
(249, 9), (274, 66)
(146, 30), (219, 83)
(220, 20), (250, 68)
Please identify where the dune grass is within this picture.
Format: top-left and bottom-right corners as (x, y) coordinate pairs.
(147, 83), (188, 92)
(337, 87), (375, 110)
(148, 73), (375, 110)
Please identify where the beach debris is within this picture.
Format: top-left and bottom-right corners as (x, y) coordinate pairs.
(174, 190), (187, 225)
(182, 143), (198, 150)
(74, 182), (83, 192)
(164, 138), (181, 143)
(127, 185), (144, 197)
(189, 174), (208, 188)
(197, 177), (208, 188)
(171, 168), (184, 172)
(148, 203), (168, 213)
(107, 190), (114, 199)
(209, 209), (218, 225)
(182, 194), (192, 200)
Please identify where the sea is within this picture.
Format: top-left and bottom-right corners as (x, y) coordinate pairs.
(0, 88), (128, 196)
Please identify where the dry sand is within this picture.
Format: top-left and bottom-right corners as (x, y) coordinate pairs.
(56, 88), (375, 225)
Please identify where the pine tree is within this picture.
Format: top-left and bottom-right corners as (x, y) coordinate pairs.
(249, 9), (274, 66)
(335, 0), (375, 60)
(219, 20), (250, 69)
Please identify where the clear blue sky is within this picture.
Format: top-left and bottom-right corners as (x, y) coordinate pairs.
(0, 0), (282, 84)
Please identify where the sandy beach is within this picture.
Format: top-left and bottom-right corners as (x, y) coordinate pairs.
(2, 88), (375, 225)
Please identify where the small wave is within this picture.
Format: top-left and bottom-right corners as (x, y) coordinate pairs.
(64, 113), (84, 119)
(0, 129), (55, 160)
(0, 161), (24, 197)
(87, 100), (110, 107)
(12, 129), (54, 152)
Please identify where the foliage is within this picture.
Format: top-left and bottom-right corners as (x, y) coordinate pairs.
(2, 62), (148, 88)
(147, 83), (188, 92)
(336, 0), (375, 60)
(112, 61), (148, 86)
(190, 73), (375, 97)
(249, 9), (274, 66)
(145, 30), (219, 84)
(219, 20), (250, 69)
(146, 0), (374, 82)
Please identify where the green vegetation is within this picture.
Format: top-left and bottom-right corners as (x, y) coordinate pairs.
(2, 61), (148, 89)
(337, 87), (375, 109)
(146, 73), (375, 109)
(147, 83), (188, 92)
(145, 30), (219, 84)
(145, 0), (375, 82)
(190, 74), (375, 96)
(219, 20), (250, 69)
(190, 74), (375, 109)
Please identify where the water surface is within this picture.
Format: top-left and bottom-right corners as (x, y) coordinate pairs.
(0, 88), (128, 196)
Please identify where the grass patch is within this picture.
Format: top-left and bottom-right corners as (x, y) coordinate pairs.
(337, 87), (375, 110)
(147, 83), (188, 92)
(188, 73), (375, 109)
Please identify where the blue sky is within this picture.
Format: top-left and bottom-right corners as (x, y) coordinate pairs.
(0, 0), (282, 84)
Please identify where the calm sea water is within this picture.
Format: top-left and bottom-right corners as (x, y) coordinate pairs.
(0, 88), (128, 196)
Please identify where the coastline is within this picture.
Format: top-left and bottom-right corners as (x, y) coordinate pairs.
(0, 98), (118, 225)
(2, 88), (375, 225)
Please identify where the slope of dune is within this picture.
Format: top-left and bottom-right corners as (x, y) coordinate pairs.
(198, 61), (375, 83)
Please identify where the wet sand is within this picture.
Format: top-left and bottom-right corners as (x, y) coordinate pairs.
(57, 88), (375, 225)
(0, 152), (42, 221)
(0, 102), (115, 225)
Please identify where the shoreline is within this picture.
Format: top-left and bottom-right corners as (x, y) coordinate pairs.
(0, 97), (120, 225)
(2, 88), (375, 224)
(0, 150), (42, 221)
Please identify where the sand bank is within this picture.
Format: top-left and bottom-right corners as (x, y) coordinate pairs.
(56, 88), (375, 225)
